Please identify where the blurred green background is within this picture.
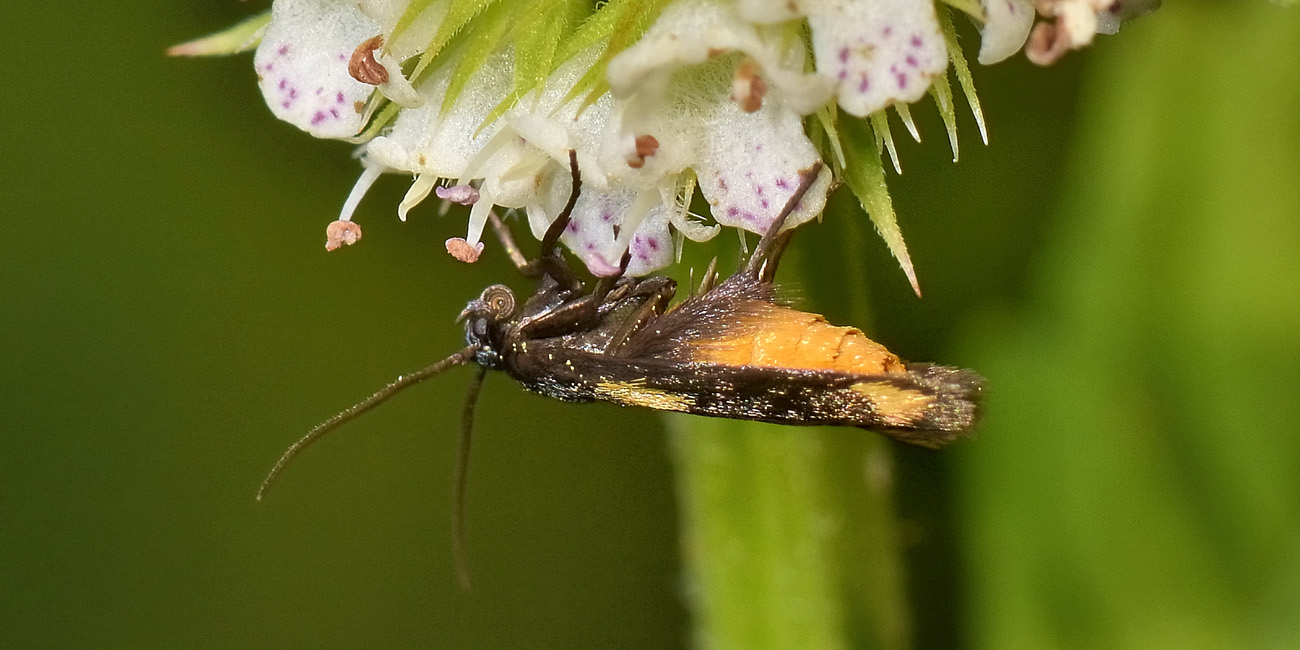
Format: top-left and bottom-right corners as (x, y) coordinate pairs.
(3, 1), (1297, 648)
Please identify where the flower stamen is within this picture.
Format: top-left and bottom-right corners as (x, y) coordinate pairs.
(348, 35), (389, 85)
(730, 59), (767, 113)
(626, 135), (661, 169)
(445, 237), (484, 263)
(325, 220), (363, 251)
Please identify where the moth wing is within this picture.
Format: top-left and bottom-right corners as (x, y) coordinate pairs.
(548, 349), (982, 446)
(621, 273), (904, 377)
(605, 273), (984, 444)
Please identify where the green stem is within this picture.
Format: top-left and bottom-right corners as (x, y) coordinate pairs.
(669, 419), (909, 650)
(668, 212), (912, 650)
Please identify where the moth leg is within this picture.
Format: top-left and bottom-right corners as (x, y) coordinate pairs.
(696, 257), (720, 295)
(583, 249), (633, 308)
(605, 277), (678, 355)
(518, 275), (663, 342)
(517, 293), (604, 339)
(486, 211), (531, 274)
(745, 162), (824, 282)
(538, 149), (581, 260)
(510, 150), (583, 292)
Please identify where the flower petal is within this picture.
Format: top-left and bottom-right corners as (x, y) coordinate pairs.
(806, 0), (949, 117)
(694, 83), (831, 234)
(557, 185), (676, 277)
(607, 0), (832, 116)
(734, 0), (803, 24)
(253, 0), (380, 138)
(365, 49), (515, 178)
(976, 0), (1035, 64)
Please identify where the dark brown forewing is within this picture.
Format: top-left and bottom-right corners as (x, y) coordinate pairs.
(530, 347), (983, 444)
(617, 273), (781, 361)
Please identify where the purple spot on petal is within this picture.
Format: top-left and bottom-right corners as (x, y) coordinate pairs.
(330, 108), (340, 118)
(337, 53), (346, 61)
(718, 178), (728, 191)
(282, 101), (291, 109)
(896, 72), (908, 90)
(727, 207), (740, 217)
(566, 220), (580, 233)
(646, 237), (659, 251)
(838, 47), (850, 63)
(601, 211), (614, 222)
(837, 69), (847, 81)
(883, 26), (893, 37)
(775, 177), (790, 190)
(761, 199), (770, 209)
(755, 185), (764, 196)
(289, 88), (298, 99)
(858, 74), (870, 93)
(278, 79), (287, 90)
(311, 111), (327, 125)
(584, 242), (597, 251)
(336, 92), (345, 103)
(278, 45), (289, 56)
(911, 35), (922, 48)
(906, 55), (918, 67)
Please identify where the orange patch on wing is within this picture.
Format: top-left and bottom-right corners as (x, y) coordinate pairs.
(693, 305), (905, 375)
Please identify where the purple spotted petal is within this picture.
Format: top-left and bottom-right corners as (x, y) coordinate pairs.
(807, 0), (948, 117)
(253, 0), (377, 138)
(556, 186), (674, 277)
(694, 90), (829, 234)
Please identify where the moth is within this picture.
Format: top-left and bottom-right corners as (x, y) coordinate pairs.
(258, 151), (983, 585)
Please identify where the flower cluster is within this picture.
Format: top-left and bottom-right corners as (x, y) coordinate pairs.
(172, 0), (1155, 291)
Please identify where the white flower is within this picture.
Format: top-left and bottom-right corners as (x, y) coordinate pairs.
(1026, 0), (1161, 66)
(174, 0), (1156, 283)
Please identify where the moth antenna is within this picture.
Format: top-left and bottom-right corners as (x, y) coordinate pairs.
(452, 366), (488, 591)
(256, 344), (480, 501)
(538, 150), (581, 259)
(746, 162), (824, 280)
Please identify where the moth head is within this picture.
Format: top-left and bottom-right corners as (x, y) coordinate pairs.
(458, 284), (516, 320)
(457, 284), (516, 348)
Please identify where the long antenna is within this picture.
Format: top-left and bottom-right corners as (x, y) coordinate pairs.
(256, 344), (480, 501)
(452, 366), (488, 590)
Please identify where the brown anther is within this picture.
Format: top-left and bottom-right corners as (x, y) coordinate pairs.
(446, 237), (484, 263)
(1025, 20), (1071, 66)
(730, 59), (767, 113)
(626, 134), (660, 169)
(325, 220), (363, 251)
(348, 35), (388, 85)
